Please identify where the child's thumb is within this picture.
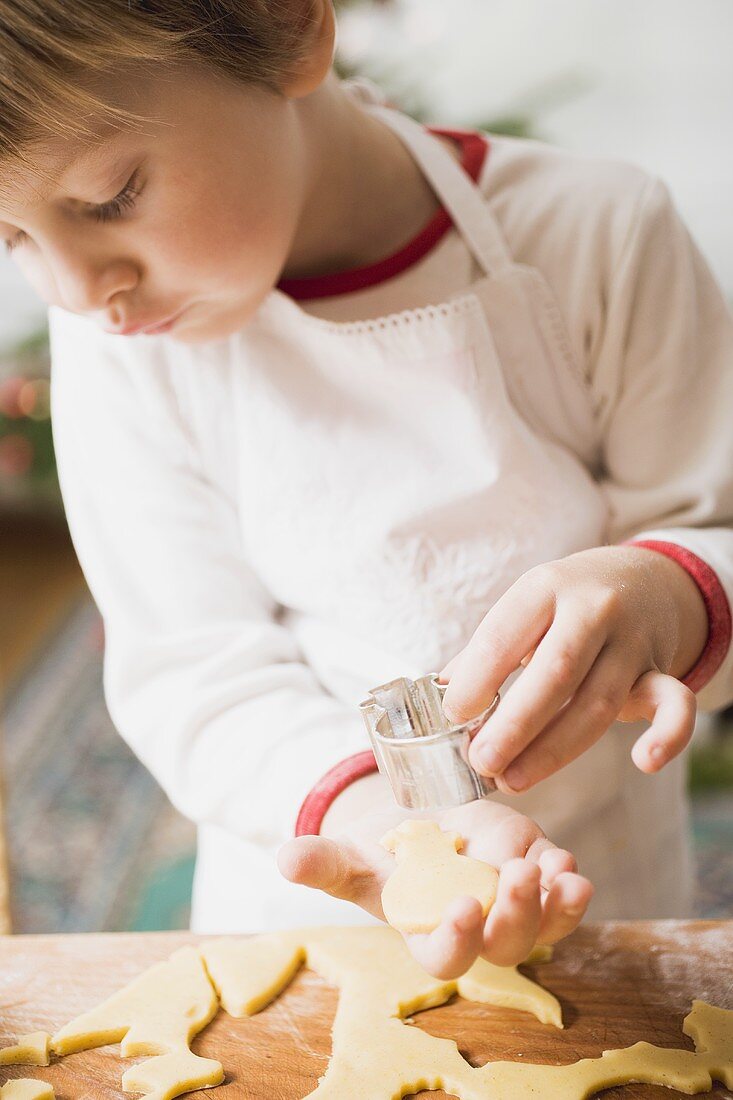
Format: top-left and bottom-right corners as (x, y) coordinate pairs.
(277, 835), (366, 902)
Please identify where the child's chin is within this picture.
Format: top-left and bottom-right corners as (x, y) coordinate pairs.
(171, 301), (258, 344)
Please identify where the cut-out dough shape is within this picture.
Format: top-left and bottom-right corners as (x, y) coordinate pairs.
(51, 946), (223, 1100)
(202, 927), (733, 1100)
(380, 820), (499, 934)
(0, 1034), (50, 1066)
(0, 1084), (54, 1100)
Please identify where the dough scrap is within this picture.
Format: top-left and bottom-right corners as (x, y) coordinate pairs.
(52, 946), (218, 1058)
(203, 927), (733, 1100)
(380, 820), (499, 934)
(122, 1050), (224, 1100)
(0, 1084), (54, 1100)
(51, 946), (223, 1100)
(685, 998), (733, 1057)
(201, 932), (305, 1016)
(458, 953), (561, 1026)
(0, 1033), (51, 1066)
(474, 1000), (733, 1099)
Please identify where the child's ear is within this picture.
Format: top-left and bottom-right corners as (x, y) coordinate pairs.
(279, 0), (336, 99)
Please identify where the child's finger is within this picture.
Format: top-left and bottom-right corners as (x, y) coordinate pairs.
(626, 669), (696, 773)
(277, 836), (385, 918)
(496, 645), (636, 793)
(529, 840), (578, 889)
(468, 606), (606, 778)
(537, 871), (594, 945)
(468, 818), (576, 891)
(406, 896), (485, 980)
(440, 578), (554, 729)
(481, 859), (542, 967)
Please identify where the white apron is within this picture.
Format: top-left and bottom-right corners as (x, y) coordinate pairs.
(190, 104), (693, 933)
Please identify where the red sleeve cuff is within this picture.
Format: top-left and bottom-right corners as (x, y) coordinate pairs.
(295, 750), (379, 836)
(626, 540), (732, 693)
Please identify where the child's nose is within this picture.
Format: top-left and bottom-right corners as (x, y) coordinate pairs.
(55, 252), (138, 317)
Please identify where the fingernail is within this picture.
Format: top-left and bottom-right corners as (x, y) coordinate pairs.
(564, 905), (584, 917)
(477, 745), (505, 775)
(649, 745), (665, 764)
(513, 878), (537, 900)
(502, 765), (527, 792)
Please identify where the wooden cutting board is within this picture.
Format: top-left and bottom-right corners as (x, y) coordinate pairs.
(0, 921), (731, 1099)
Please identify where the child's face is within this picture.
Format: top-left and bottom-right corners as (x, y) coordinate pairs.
(0, 63), (309, 343)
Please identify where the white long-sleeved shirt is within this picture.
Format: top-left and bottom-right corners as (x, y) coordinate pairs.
(50, 126), (733, 854)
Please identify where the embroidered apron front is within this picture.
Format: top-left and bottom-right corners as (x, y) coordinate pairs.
(190, 104), (692, 933)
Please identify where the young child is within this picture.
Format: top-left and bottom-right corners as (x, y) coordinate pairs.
(2, 1), (731, 980)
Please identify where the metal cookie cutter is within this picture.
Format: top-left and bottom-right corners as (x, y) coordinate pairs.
(360, 674), (500, 811)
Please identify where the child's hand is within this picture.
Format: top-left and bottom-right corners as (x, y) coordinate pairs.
(278, 791), (593, 980)
(440, 545), (707, 795)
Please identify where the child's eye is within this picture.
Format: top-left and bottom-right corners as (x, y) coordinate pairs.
(91, 169), (142, 223)
(4, 170), (143, 254)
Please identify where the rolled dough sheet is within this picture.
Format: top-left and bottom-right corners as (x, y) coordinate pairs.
(44, 926), (733, 1100)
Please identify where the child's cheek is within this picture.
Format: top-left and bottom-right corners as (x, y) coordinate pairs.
(153, 165), (298, 302)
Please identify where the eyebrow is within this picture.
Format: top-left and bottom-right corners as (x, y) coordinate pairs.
(0, 116), (141, 216)
(1, 137), (129, 215)
(56, 130), (127, 191)
(13, 114), (121, 189)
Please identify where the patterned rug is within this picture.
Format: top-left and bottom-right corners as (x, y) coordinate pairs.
(2, 597), (732, 932)
(2, 598), (195, 932)
(691, 789), (733, 918)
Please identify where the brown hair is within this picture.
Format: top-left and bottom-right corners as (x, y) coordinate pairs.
(0, 1), (316, 169)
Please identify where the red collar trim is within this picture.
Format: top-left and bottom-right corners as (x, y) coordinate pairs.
(278, 128), (489, 301)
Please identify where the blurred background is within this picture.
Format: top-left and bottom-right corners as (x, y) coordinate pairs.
(1, 0), (731, 933)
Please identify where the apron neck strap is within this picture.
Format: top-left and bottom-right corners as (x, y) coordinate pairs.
(369, 105), (513, 278)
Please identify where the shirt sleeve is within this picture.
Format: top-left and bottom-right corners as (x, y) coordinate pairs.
(49, 307), (369, 847)
(591, 177), (733, 711)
